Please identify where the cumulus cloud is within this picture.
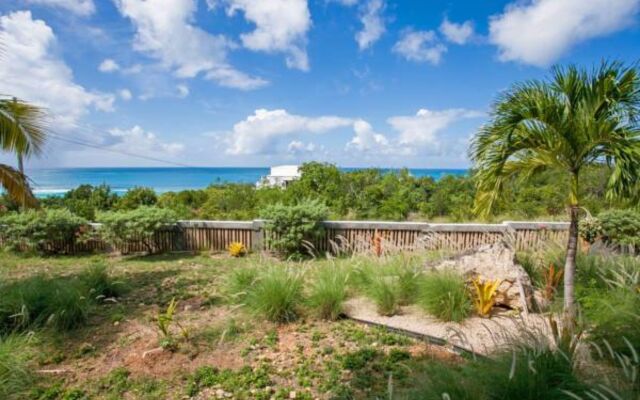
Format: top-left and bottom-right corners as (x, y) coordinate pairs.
(114, 0), (267, 90)
(224, 0), (311, 71)
(0, 11), (114, 129)
(105, 125), (184, 155)
(98, 58), (120, 73)
(439, 18), (474, 45)
(118, 89), (133, 101)
(389, 108), (482, 147)
(346, 120), (391, 153)
(287, 140), (317, 155)
(26, 0), (95, 16)
(226, 109), (354, 155)
(489, 0), (640, 67)
(356, 0), (385, 50)
(176, 84), (190, 98)
(393, 30), (447, 65)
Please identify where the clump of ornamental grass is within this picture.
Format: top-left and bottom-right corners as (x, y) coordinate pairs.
(389, 257), (423, 306)
(224, 266), (259, 304)
(307, 264), (350, 320)
(0, 264), (122, 333)
(418, 271), (471, 322)
(367, 275), (400, 317)
(245, 265), (305, 323)
(0, 334), (34, 400)
(79, 261), (126, 302)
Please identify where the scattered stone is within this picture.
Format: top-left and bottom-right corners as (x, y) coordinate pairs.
(289, 391), (297, 399)
(142, 347), (164, 359)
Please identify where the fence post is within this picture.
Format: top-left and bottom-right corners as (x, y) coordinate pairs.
(251, 219), (264, 252)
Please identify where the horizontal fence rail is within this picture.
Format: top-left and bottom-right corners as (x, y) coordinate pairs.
(0, 220), (570, 255)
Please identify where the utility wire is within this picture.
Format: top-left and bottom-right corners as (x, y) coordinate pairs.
(47, 132), (193, 168)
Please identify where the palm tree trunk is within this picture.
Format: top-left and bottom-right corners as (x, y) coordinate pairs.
(563, 204), (579, 327)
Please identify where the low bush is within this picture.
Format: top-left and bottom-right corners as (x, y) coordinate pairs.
(260, 199), (328, 259)
(79, 262), (125, 301)
(245, 265), (304, 322)
(418, 271), (471, 322)
(0, 335), (34, 400)
(97, 206), (177, 254)
(599, 209), (640, 251)
(307, 264), (349, 320)
(0, 209), (88, 254)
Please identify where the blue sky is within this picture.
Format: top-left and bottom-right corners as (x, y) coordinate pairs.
(0, 0), (639, 169)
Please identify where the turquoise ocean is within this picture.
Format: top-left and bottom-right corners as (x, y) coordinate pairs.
(26, 167), (468, 197)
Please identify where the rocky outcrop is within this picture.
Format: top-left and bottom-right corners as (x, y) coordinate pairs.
(425, 241), (537, 311)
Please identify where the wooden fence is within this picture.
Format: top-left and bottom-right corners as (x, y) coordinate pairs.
(1, 220), (569, 255)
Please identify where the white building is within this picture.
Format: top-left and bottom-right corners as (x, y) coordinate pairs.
(256, 165), (301, 188)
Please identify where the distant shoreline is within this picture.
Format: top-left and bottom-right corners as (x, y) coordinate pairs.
(27, 167), (468, 197)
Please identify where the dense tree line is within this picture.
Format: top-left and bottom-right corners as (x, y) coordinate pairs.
(0, 161), (625, 222)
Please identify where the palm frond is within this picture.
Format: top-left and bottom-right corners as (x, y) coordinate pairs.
(0, 98), (47, 156)
(0, 164), (38, 208)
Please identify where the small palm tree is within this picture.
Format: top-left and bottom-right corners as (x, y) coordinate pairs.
(0, 96), (46, 207)
(471, 62), (640, 322)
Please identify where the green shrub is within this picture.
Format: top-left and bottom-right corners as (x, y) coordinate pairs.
(245, 266), (304, 322)
(307, 264), (349, 320)
(418, 271), (471, 322)
(578, 216), (603, 244)
(0, 209), (88, 254)
(260, 199), (328, 259)
(97, 206), (177, 254)
(599, 209), (640, 250)
(0, 335), (33, 400)
(116, 186), (158, 210)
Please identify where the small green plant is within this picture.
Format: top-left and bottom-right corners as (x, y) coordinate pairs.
(260, 199), (328, 259)
(78, 262), (124, 301)
(97, 206), (177, 254)
(419, 271), (471, 322)
(245, 265), (304, 323)
(156, 298), (189, 350)
(307, 264), (349, 320)
(228, 241), (247, 257)
(471, 277), (501, 317)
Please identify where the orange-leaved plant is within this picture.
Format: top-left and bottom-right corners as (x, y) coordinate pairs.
(544, 263), (564, 300)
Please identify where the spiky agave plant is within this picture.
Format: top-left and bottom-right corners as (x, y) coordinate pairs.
(472, 277), (501, 317)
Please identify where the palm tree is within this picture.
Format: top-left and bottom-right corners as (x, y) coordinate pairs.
(0, 96), (46, 207)
(470, 62), (640, 323)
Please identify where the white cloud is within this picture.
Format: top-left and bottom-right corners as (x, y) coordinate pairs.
(0, 11), (114, 129)
(118, 89), (133, 101)
(489, 0), (640, 67)
(439, 18), (474, 45)
(26, 0), (95, 16)
(346, 120), (391, 153)
(356, 0), (385, 50)
(287, 140), (317, 155)
(114, 0), (267, 90)
(332, 0), (359, 5)
(105, 125), (184, 155)
(224, 0), (311, 71)
(98, 58), (120, 73)
(389, 108), (482, 147)
(176, 84), (189, 98)
(226, 109), (354, 155)
(393, 30), (447, 65)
